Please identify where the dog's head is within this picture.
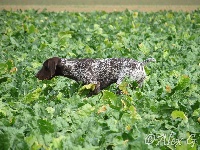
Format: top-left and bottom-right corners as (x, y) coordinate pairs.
(35, 57), (61, 80)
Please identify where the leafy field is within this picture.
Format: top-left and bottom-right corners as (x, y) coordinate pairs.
(0, 9), (200, 150)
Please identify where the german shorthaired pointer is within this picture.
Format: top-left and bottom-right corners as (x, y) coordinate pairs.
(36, 57), (156, 95)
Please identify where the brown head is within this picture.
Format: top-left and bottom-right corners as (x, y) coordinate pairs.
(35, 57), (62, 80)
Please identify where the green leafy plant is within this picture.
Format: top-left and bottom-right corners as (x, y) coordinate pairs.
(0, 9), (199, 150)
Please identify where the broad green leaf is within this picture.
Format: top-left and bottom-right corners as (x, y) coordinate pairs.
(133, 12), (138, 18)
(28, 24), (37, 34)
(176, 132), (197, 150)
(52, 136), (65, 149)
(106, 117), (118, 132)
(102, 90), (118, 103)
(58, 31), (74, 37)
(10, 37), (19, 47)
(23, 88), (42, 103)
(0, 131), (10, 150)
(94, 24), (103, 34)
(25, 135), (39, 149)
(192, 108), (200, 117)
(85, 45), (94, 54)
(0, 60), (14, 75)
(79, 83), (96, 92)
(0, 63), (8, 74)
(129, 105), (141, 121)
(119, 81), (129, 95)
(46, 107), (55, 118)
(37, 119), (54, 134)
(175, 75), (190, 90)
(78, 103), (95, 116)
(171, 110), (188, 121)
(138, 42), (150, 54)
(163, 50), (169, 58)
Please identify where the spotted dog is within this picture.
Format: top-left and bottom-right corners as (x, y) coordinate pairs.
(36, 57), (156, 95)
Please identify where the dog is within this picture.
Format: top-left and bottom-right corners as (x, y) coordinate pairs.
(36, 57), (156, 95)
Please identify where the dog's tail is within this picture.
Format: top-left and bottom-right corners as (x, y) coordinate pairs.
(141, 58), (156, 66)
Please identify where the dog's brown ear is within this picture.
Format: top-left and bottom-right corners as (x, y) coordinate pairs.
(47, 57), (59, 78)
(36, 57), (60, 80)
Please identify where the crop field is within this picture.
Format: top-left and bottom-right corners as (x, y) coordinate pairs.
(0, 8), (200, 150)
